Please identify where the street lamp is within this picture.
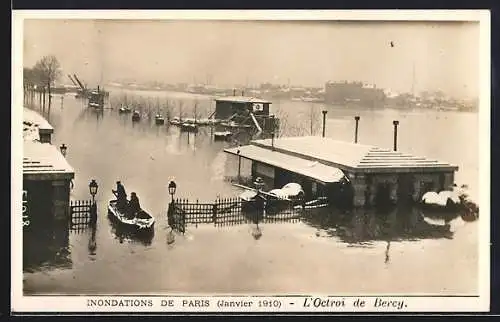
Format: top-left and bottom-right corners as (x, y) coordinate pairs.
(322, 110), (328, 138)
(168, 180), (177, 203)
(252, 176), (265, 240)
(254, 176), (265, 192)
(237, 150), (241, 183)
(89, 179), (98, 203)
(59, 143), (67, 157)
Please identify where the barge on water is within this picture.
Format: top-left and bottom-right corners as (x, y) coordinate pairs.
(88, 86), (108, 109)
(211, 96), (278, 139)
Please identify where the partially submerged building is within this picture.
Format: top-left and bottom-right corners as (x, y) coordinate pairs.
(23, 141), (75, 224)
(213, 96), (277, 137)
(224, 136), (458, 208)
(23, 108), (74, 224)
(22, 108), (75, 268)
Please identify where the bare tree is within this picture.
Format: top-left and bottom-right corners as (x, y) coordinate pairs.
(272, 103), (306, 138)
(309, 103), (320, 135)
(32, 55), (62, 107)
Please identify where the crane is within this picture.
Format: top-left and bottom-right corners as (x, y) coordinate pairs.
(67, 74), (79, 87)
(73, 74), (86, 91)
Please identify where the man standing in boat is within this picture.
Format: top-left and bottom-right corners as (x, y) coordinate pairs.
(112, 181), (127, 213)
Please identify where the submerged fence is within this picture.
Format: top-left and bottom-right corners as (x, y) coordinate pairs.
(167, 196), (304, 233)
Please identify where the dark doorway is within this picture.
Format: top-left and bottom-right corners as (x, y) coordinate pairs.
(374, 182), (392, 209)
(326, 180), (354, 209)
(398, 174), (414, 205)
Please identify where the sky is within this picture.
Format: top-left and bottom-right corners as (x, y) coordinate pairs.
(23, 19), (480, 99)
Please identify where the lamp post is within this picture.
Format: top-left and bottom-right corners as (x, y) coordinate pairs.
(254, 176), (265, 194)
(237, 149), (241, 183)
(354, 116), (360, 143)
(392, 120), (399, 151)
(89, 179), (98, 204)
(59, 143), (67, 157)
(168, 180), (177, 203)
(252, 177), (265, 240)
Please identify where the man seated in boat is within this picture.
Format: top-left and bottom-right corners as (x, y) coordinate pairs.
(127, 192), (141, 219)
(112, 181), (128, 214)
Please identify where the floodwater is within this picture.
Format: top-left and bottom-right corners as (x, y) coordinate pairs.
(22, 89), (479, 295)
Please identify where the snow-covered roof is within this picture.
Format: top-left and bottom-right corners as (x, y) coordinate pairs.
(225, 145), (346, 184)
(23, 108), (54, 134)
(215, 96), (271, 104)
(23, 141), (74, 180)
(226, 136), (458, 174)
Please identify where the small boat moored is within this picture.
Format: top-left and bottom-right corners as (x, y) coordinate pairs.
(119, 105), (132, 113)
(169, 117), (182, 126)
(108, 199), (155, 230)
(214, 131), (233, 141)
(180, 121), (198, 132)
(132, 111), (141, 122)
(155, 114), (165, 125)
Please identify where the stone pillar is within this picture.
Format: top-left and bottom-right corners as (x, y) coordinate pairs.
(52, 180), (70, 223)
(412, 177), (422, 202)
(352, 174), (367, 207)
(368, 179), (377, 206)
(389, 180), (398, 204)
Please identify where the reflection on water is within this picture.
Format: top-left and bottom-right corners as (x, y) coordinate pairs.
(107, 214), (155, 246)
(22, 92), (479, 295)
(303, 206), (456, 246)
(23, 220), (73, 273)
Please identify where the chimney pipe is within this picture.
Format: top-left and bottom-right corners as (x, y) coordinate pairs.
(393, 120), (399, 151)
(322, 110), (328, 138)
(354, 116), (360, 143)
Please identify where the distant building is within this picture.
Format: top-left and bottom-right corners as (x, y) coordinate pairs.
(324, 81), (386, 107)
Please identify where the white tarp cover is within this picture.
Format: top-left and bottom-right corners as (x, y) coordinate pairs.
(225, 145), (347, 184)
(422, 190), (460, 207)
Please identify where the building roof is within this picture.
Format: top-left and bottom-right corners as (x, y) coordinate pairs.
(24, 108), (54, 131)
(225, 144), (346, 184)
(215, 96), (271, 104)
(23, 108), (54, 134)
(228, 136), (458, 174)
(23, 141), (75, 180)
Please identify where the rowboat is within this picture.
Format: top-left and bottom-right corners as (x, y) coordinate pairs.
(169, 117), (182, 126)
(214, 131), (232, 140)
(180, 122), (198, 132)
(155, 114), (165, 125)
(108, 199), (155, 230)
(132, 111), (141, 122)
(119, 106), (132, 113)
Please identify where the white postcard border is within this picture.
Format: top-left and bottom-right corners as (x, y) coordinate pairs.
(11, 9), (491, 313)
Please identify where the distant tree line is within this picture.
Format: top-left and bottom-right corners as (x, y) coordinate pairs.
(23, 55), (61, 110)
